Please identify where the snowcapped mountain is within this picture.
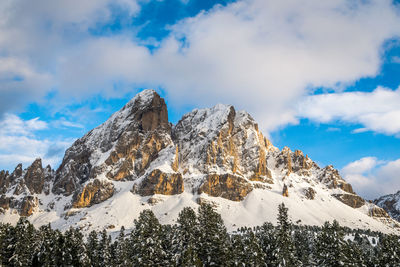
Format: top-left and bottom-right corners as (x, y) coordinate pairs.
(374, 191), (400, 222)
(0, 89), (399, 234)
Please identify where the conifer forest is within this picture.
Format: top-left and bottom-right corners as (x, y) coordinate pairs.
(1, 203), (399, 266)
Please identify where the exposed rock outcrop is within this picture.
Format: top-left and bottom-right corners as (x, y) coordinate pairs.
(137, 169), (184, 196)
(320, 165), (354, 194)
(282, 184), (289, 197)
(304, 187), (316, 200)
(0, 195), (10, 210)
(19, 196), (39, 217)
(333, 194), (365, 208)
(72, 179), (115, 208)
(24, 158), (46, 194)
(369, 206), (390, 218)
(173, 104), (275, 191)
(53, 90), (172, 196)
(198, 174), (253, 201)
(0, 195), (38, 216)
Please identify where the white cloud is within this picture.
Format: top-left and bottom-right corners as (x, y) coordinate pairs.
(342, 157), (378, 175)
(0, 114), (48, 136)
(341, 157), (400, 199)
(53, 0), (400, 131)
(0, 0), (399, 132)
(0, 0), (140, 114)
(297, 87), (400, 136)
(0, 114), (73, 171)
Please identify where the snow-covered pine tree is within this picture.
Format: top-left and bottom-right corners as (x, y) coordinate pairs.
(9, 217), (36, 266)
(293, 227), (314, 266)
(256, 222), (278, 265)
(160, 224), (175, 265)
(128, 209), (166, 266)
(377, 234), (400, 266)
(272, 203), (300, 267)
(86, 230), (100, 266)
(112, 226), (129, 266)
(232, 228), (264, 266)
(62, 227), (88, 266)
(197, 203), (231, 266)
(98, 229), (112, 266)
(0, 223), (15, 265)
(37, 224), (57, 266)
(314, 220), (347, 266)
(342, 240), (366, 266)
(174, 206), (202, 266)
(52, 229), (65, 266)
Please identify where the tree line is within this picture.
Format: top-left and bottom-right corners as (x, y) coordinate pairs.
(0, 203), (399, 266)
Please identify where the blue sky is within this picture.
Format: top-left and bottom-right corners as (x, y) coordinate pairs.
(1, 0), (400, 199)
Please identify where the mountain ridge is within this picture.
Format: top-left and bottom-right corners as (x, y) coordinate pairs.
(0, 89), (399, 234)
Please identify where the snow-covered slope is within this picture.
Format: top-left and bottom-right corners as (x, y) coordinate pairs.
(0, 89), (399, 235)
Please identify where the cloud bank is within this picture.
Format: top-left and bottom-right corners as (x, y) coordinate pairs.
(297, 87), (400, 136)
(0, 0), (400, 131)
(341, 157), (400, 199)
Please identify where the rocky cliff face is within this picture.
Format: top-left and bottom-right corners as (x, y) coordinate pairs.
(0, 89), (399, 234)
(374, 191), (400, 222)
(53, 90), (172, 196)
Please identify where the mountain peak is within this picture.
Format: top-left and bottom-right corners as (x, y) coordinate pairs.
(1, 89), (399, 235)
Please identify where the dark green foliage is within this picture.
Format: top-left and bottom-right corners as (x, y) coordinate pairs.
(64, 227), (89, 266)
(315, 220), (347, 266)
(10, 217), (37, 266)
(256, 222), (278, 265)
(87, 230), (100, 266)
(128, 209), (166, 266)
(175, 206), (202, 266)
(0, 204), (398, 266)
(377, 234), (400, 266)
(231, 227), (265, 266)
(99, 229), (112, 266)
(197, 203), (231, 266)
(112, 226), (128, 266)
(293, 227), (314, 266)
(273, 203), (300, 266)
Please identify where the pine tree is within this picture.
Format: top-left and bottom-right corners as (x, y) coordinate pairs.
(113, 226), (129, 266)
(293, 227), (314, 266)
(314, 220), (347, 266)
(377, 234), (400, 266)
(197, 203), (231, 266)
(256, 222), (277, 265)
(128, 209), (166, 266)
(175, 206), (202, 266)
(272, 203), (299, 267)
(66, 227), (89, 266)
(342, 240), (366, 266)
(86, 230), (100, 266)
(10, 217), (37, 266)
(0, 223), (15, 266)
(232, 228), (264, 266)
(98, 229), (112, 266)
(37, 224), (58, 266)
(160, 224), (175, 265)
